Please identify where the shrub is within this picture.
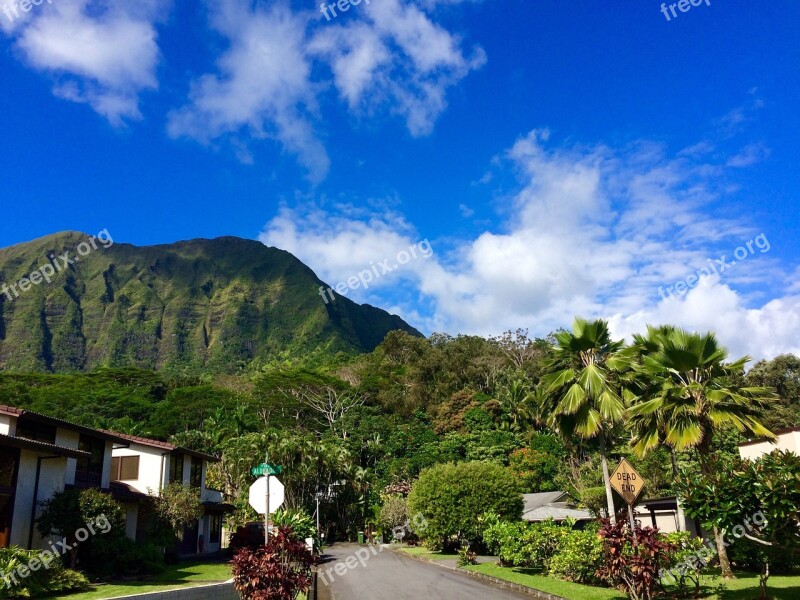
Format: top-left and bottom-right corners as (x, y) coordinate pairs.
(548, 529), (603, 584)
(482, 518), (570, 569)
(37, 487), (127, 574)
(660, 532), (709, 598)
(272, 508), (316, 541)
(379, 496), (409, 540)
(596, 518), (673, 600)
(231, 527), (315, 600)
(0, 546), (90, 598)
(457, 543), (478, 566)
(408, 461), (522, 549)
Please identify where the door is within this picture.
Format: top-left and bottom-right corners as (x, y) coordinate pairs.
(181, 520), (199, 554)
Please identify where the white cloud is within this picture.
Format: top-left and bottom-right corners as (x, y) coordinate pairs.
(169, 0), (485, 179)
(167, 2), (330, 182)
(2, 0), (163, 124)
(310, 0), (486, 136)
(259, 130), (799, 362)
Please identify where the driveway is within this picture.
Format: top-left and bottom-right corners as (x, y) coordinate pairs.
(317, 544), (530, 600)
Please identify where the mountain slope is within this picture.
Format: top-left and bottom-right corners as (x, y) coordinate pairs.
(0, 232), (421, 373)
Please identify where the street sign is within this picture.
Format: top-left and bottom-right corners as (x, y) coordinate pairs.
(251, 463), (283, 477)
(610, 458), (645, 505)
(249, 476), (285, 515)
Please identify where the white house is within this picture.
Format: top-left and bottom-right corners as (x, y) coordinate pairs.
(109, 433), (230, 554)
(739, 426), (800, 461)
(0, 404), (131, 549)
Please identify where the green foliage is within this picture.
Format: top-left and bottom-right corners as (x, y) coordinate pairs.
(379, 496), (408, 539)
(37, 488), (127, 573)
(548, 528), (604, 584)
(661, 531), (709, 598)
(508, 447), (561, 493)
(0, 233), (421, 374)
(408, 461), (522, 548)
(151, 483), (205, 541)
(745, 354), (800, 430)
(0, 546), (90, 598)
(271, 508), (316, 541)
(482, 519), (569, 569)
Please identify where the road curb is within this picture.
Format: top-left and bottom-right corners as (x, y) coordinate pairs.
(393, 548), (568, 600)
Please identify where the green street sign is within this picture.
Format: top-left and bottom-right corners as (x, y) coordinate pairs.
(251, 463), (283, 477)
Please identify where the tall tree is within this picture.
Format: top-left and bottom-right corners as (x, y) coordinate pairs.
(627, 326), (775, 579)
(537, 318), (629, 523)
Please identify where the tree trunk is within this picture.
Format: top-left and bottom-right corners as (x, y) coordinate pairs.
(712, 525), (734, 579)
(697, 446), (735, 580)
(599, 432), (616, 524)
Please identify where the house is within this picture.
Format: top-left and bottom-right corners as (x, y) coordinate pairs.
(633, 496), (702, 535)
(0, 404), (131, 549)
(521, 492), (594, 524)
(109, 433), (231, 555)
(739, 426), (800, 461)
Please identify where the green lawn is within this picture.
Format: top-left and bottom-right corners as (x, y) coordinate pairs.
(465, 563), (626, 600)
(700, 571), (800, 600)
(401, 547), (800, 600)
(48, 561), (233, 599)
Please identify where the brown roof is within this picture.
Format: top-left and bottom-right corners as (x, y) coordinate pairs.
(739, 426), (800, 447)
(0, 404), (132, 445)
(107, 431), (219, 462)
(0, 433), (90, 459)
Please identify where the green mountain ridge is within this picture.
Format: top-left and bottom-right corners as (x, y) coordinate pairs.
(0, 232), (421, 373)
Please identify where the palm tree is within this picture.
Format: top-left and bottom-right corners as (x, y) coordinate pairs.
(627, 326), (776, 579)
(538, 318), (630, 523)
(498, 378), (535, 431)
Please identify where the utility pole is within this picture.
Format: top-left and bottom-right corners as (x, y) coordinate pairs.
(265, 452), (270, 546)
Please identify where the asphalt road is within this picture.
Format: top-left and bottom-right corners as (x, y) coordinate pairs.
(317, 544), (530, 600)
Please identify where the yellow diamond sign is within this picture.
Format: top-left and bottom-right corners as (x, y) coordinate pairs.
(610, 458), (645, 505)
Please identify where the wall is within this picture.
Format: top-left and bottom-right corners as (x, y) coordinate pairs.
(10, 451), (67, 548)
(55, 428), (79, 486)
(739, 430), (800, 461)
(0, 414), (15, 436)
(110, 582), (238, 600)
(112, 444), (168, 496)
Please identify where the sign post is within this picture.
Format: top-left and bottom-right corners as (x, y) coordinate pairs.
(610, 458), (646, 537)
(250, 456), (284, 546)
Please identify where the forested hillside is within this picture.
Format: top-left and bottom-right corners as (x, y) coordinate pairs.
(0, 232), (420, 373)
(1, 329), (797, 539)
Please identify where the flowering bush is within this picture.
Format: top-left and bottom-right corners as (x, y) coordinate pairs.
(231, 527), (315, 600)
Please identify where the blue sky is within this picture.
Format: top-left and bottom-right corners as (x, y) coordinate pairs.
(1, 0), (799, 360)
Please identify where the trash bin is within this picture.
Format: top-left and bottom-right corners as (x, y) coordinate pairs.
(357, 531), (364, 544)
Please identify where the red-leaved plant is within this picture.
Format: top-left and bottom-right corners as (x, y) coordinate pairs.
(596, 517), (674, 600)
(232, 526), (316, 600)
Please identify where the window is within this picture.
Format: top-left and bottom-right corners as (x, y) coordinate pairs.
(190, 457), (202, 488)
(75, 436), (105, 488)
(209, 514), (221, 544)
(15, 419), (56, 444)
(111, 456), (139, 481)
(169, 454), (184, 484)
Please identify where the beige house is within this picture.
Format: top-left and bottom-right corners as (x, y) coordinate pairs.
(109, 433), (230, 555)
(0, 405), (130, 549)
(739, 426), (800, 461)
